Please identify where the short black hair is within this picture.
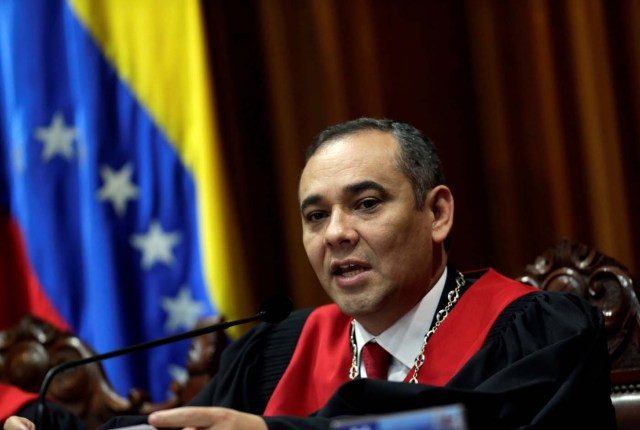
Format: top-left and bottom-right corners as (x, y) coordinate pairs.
(306, 117), (445, 209)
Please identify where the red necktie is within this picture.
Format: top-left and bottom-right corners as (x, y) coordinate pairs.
(361, 341), (391, 380)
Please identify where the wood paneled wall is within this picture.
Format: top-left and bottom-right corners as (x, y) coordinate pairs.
(203, 0), (640, 311)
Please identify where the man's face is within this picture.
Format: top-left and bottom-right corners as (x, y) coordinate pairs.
(299, 130), (444, 334)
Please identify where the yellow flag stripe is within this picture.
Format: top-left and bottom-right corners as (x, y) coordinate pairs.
(68, 0), (251, 333)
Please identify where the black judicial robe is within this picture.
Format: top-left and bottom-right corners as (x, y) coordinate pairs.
(100, 268), (615, 430)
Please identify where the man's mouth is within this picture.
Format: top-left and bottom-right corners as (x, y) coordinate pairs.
(333, 264), (367, 278)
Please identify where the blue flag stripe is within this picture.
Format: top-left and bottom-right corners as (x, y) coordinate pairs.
(0, 0), (216, 400)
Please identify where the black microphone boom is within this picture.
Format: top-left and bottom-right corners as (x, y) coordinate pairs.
(35, 295), (292, 429)
(259, 294), (293, 323)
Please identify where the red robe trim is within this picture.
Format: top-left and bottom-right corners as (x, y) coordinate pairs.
(263, 269), (536, 417)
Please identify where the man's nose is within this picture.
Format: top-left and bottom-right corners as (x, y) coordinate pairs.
(323, 210), (358, 247)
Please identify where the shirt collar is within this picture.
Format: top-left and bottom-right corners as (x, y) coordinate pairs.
(354, 267), (448, 373)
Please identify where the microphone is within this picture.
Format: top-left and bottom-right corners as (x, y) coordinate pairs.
(35, 295), (292, 429)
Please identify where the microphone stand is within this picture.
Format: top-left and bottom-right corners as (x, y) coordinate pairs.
(35, 311), (266, 430)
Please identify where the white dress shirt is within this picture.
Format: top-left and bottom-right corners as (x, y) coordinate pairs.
(353, 267), (448, 381)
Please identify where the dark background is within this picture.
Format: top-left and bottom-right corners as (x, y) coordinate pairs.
(201, 0), (639, 310)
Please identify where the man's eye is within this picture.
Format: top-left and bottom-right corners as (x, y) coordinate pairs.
(306, 211), (327, 222)
(357, 198), (380, 210)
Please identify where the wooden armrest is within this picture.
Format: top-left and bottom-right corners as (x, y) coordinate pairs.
(0, 315), (225, 430)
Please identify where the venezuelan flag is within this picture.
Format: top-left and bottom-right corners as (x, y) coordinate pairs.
(0, 0), (250, 410)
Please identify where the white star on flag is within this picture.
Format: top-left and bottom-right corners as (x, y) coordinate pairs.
(162, 285), (206, 333)
(168, 364), (189, 386)
(34, 111), (77, 161)
(97, 163), (140, 217)
(166, 364), (189, 398)
(130, 219), (182, 269)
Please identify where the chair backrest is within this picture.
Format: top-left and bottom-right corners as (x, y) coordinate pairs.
(519, 239), (640, 430)
(0, 315), (225, 430)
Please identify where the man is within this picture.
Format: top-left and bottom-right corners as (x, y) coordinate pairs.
(5, 118), (615, 429)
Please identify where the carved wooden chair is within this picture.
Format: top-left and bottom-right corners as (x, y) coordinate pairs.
(519, 239), (640, 430)
(0, 315), (224, 430)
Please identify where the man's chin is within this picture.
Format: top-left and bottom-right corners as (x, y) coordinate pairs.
(334, 297), (383, 319)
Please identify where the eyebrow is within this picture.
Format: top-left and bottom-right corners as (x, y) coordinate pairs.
(300, 194), (322, 213)
(299, 180), (389, 213)
(344, 180), (388, 197)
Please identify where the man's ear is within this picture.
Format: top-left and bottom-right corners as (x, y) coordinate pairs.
(427, 185), (454, 244)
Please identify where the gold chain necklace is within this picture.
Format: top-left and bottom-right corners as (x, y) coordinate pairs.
(349, 271), (466, 383)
